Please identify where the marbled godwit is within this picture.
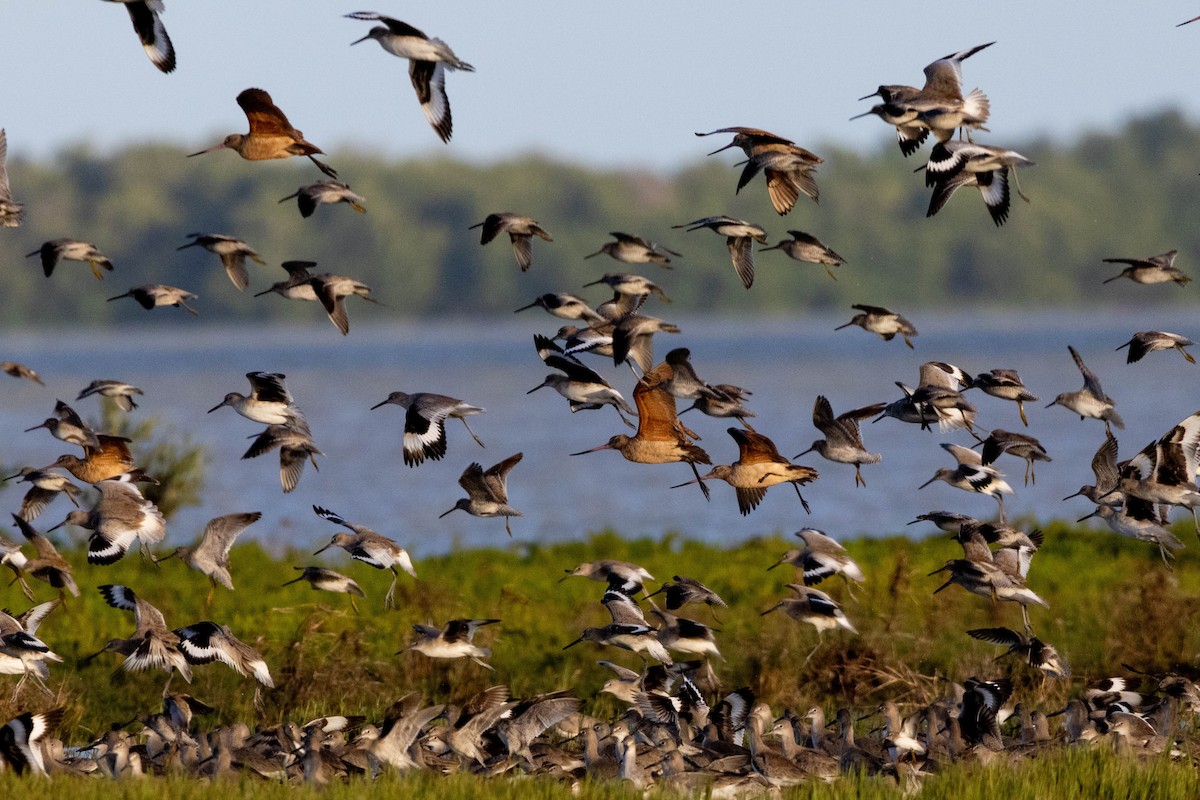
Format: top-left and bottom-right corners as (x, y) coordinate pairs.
(1102, 250), (1190, 286)
(107, 284), (199, 315)
(925, 142), (1034, 226)
(695, 127), (821, 213)
(439, 453), (523, 537)
(761, 585), (856, 661)
(174, 622), (274, 688)
(177, 233), (266, 292)
(673, 427), (817, 515)
(0, 601), (62, 698)
(560, 560), (654, 595)
(279, 181), (366, 218)
(0, 708), (62, 774)
(469, 213), (552, 271)
(529, 335), (635, 426)
(856, 42), (994, 153)
(157, 512), (263, 601)
(401, 619), (498, 669)
(53, 478), (165, 564)
(371, 391), (485, 467)
(91, 585), (191, 686)
(672, 216), (768, 289)
(1117, 331), (1196, 364)
(1046, 345), (1124, 431)
(514, 292), (605, 323)
(759, 230), (845, 280)
(646, 576), (727, 619)
(769, 529), (865, 588)
(25, 400), (100, 449)
(1, 362), (41, 385)
(583, 273), (671, 304)
(242, 419), (321, 493)
(313, 505), (416, 609)
(920, 442), (1013, 521)
(571, 361), (711, 500)
(586, 232), (680, 267)
(209, 371), (300, 425)
(189, 88), (337, 179)
(26, 239), (113, 279)
(282, 566), (366, 612)
(7, 515), (78, 602)
(979, 429), (1051, 486)
(43, 433), (140, 484)
(797, 396), (884, 487)
(4, 467), (82, 522)
(0, 129), (23, 227)
(968, 369), (1037, 426)
(106, 0), (176, 73)
(77, 379), (143, 412)
(346, 12), (474, 143)
(835, 304), (917, 347)
(967, 628), (1070, 681)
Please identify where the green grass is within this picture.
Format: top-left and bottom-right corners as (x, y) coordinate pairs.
(3, 523), (1200, 795)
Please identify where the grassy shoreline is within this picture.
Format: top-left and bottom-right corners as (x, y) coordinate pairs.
(2, 523), (1199, 793)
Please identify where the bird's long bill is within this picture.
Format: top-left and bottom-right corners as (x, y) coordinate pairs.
(759, 603), (783, 617)
(569, 443), (613, 456)
(281, 576), (303, 587)
(1044, 400), (1058, 408)
(766, 560), (783, 572)
(349, 34), (372, 46)
(2, 471), (21, 481)
(513, 301), (540, 313)
(46, 517), (67, 532)
(557, 571), (574, 584)
(856, 91), (882, 102)
(526, 380), (550, 395)
(1061, 489), (1084, 501)
(252, 287), (275, 298)
(369, 399), (390, 410)
(848, 110), (876, 121)
(437, 507), (458, 519)
(22, 422), (49, 433)
(583, 249), (605, 259)
(206, 400), (228, 414)
(153, 550), (178, 565)
(833, 321), (856, 331)
(795, 446), (815, 458)
(669, 477), (703, 489)
(313, 541), (334, 556)
(562, 636), (585, 651)
(78, 647), (107, 666)
(917, 475), (939, 490)
(187, 142), (227, 157)
(580, 278), (604, 288)
(1076, 510), (1098, 523)
(705, 142), (738, 157)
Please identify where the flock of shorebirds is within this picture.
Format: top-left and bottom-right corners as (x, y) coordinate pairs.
(2, 3), (1200, 790)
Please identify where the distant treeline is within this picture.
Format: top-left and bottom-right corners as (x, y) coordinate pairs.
(2, 110), (1198, 325)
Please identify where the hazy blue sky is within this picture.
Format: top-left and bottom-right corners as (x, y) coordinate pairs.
(4, 2), (1198, 169)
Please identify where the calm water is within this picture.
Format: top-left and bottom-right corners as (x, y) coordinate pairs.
(2, 310), (1197, 557)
